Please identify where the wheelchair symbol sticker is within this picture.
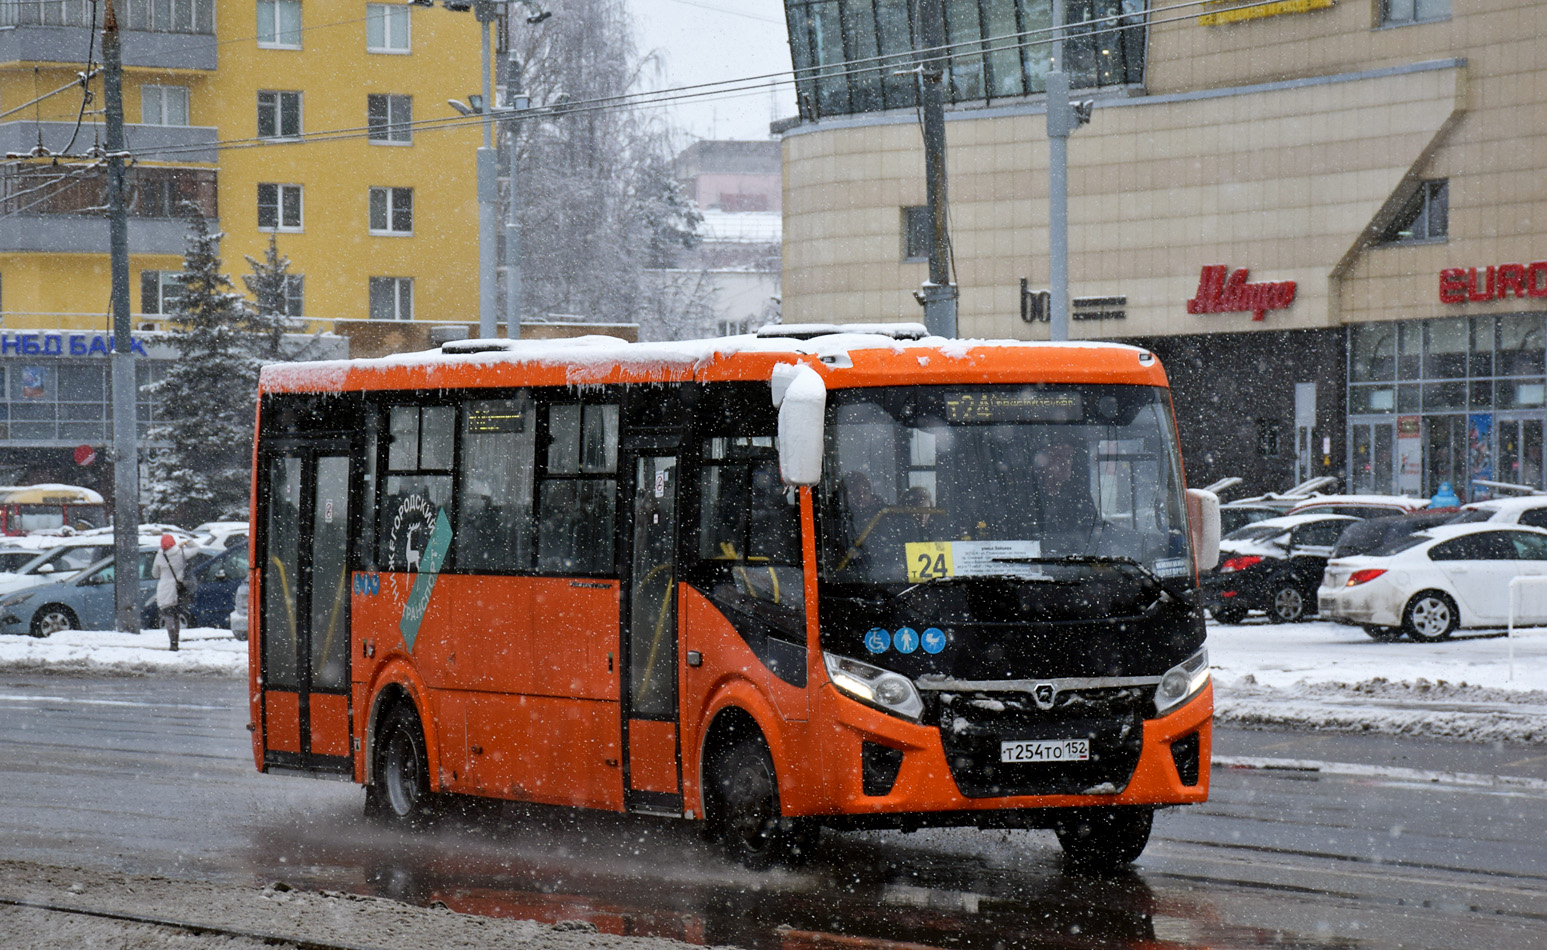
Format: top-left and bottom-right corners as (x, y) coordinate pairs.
(864, 627), (891, 654)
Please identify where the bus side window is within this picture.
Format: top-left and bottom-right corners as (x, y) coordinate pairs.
(537, 401), (618, 575)
(377, 403), (455, 573)
(457, 395), (535, 571)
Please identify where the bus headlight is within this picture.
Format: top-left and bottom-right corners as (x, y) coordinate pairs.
(1154, 647), (1209, 717)
(824, 652), (924, 721)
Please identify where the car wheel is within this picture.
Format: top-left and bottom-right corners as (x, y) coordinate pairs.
(1402, 591), (1458, 643)
(1269, 585), (1306, 623)
(1362, 624), (1404, 642)
(1211, 603), (1247, 625)
(709, 738), (812, 868)
(30, 605), (77, 639)
(1055, 806), (1154, 872)
(366, 704), (437, 827)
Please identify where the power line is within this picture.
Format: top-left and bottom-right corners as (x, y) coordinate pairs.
(8, 0), (1288, 166)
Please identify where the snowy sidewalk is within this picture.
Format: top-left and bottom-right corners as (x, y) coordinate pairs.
(2, 620), (1545, 740)
(1207, 618), (1547, 742)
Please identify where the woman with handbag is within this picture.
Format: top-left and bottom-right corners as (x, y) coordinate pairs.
(152, 534), (188, 652)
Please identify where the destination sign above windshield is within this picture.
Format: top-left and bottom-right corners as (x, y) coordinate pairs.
(943, 391), (1082, 423)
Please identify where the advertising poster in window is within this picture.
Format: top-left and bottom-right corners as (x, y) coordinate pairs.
(20, 367), (48, 400)
(1468, 412), (1493, 501)
(1397, 415), (1423, 495)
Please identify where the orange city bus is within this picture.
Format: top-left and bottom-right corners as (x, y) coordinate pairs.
(248, 325), (1221, 868)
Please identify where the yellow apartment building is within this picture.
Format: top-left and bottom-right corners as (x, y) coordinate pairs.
(777, 0), (1546, 499)
(0, 0), (482, 480)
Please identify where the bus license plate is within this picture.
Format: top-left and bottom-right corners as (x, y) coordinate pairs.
(1000, 738), (1089, 763)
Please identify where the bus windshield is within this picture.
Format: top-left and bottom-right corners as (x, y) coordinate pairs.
(821, 384), (1191, 586)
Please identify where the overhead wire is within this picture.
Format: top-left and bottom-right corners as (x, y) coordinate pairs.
(4, 0), (1288, 170)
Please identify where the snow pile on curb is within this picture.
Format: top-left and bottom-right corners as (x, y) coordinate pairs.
(1207, 619), (1547, 742)
(0, 628), (245, 677)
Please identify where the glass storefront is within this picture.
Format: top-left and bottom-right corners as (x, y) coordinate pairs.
(1348, 314), (1547, 501)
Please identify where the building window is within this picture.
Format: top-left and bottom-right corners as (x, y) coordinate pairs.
(140, 85), (189, 126)
(257, 91), (302, 139)
(1381, 0), (1450, 26)
(257, 0), (302, 48)
(257, 183), (303, 232)
(367, 94), (412, 144)
(1378, 180), (1448, 244)
(902, 205), (930, 262)
(716, 318), (752, 337)
(366, 3), (411, 52)
(279, 275), (305, 317)
(369, 277), (413, 320)
(140, 271), (183, 315)
(369, 186), (413, 235)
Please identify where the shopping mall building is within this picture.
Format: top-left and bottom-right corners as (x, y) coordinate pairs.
(777, 0), (1544, 499)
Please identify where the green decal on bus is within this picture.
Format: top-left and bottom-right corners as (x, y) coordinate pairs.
(399, 509), (452, 651)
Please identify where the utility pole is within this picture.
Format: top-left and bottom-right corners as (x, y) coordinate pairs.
(915, 0), (957, 338)
(1044, 1), (1092, 342)
(503, 51), (525, 340)
(103, 0), (140, 633)
(474, 0), (499, 338)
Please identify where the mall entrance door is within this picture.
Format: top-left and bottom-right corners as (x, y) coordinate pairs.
(1495, 414), (1545, 492)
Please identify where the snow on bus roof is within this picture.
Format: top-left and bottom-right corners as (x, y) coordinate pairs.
(258, 328), (1150, 391)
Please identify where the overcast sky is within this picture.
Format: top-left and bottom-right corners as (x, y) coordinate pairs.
(626, 0), (795, 143)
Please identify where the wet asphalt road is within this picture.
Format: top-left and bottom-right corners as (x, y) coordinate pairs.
(0, 670), (1544, 950)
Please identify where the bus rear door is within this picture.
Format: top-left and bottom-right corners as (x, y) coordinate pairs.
(258, 444), (355, 774)
(622, 448), (683, 815)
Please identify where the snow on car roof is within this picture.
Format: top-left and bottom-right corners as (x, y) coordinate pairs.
(1461, 495), (1547, 513)
(1412, 521), (1547, 542)
(1231, 512), (1361, 533)
(1288, 493), (1429, 510)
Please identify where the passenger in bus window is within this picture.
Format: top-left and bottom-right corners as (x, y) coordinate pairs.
(1030, 434), (1099, 541)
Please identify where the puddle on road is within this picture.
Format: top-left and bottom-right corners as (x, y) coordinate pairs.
(242, 803), (1370, 950)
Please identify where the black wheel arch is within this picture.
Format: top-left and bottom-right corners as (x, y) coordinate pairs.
(698, 705), (770, 824)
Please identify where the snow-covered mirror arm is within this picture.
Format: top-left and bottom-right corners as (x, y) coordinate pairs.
(775, 363), (825, 486)
(1186, 488), (1221, 575)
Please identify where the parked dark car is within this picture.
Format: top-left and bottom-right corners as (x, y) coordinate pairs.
(1329, 509), (1460, 559)
(1204, 514), (1360, 623)
(139, 538), (247, 629)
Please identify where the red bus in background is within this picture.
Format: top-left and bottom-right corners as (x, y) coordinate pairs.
(248, 326), (1220, 869)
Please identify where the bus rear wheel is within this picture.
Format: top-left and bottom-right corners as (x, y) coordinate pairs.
(710, 739), (814, 868)
(1054, 806), (1154, 872)
(367, 705), (435, 827)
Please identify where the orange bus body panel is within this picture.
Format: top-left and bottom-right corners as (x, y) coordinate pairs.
(308, 693), (351, 758)
(627, 719), (680, 793)
(263, 692), (302, 754)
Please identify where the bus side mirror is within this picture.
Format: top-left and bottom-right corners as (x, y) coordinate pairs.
(774, 363), (826, 486)
(1186, 488), (1221, 573)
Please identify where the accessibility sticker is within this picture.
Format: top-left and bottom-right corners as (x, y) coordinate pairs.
(864, 627), (891, 654)
(921, 627), (946, 654)
(893, 626), (919, 654)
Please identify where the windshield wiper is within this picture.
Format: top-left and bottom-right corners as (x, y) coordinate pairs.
(990, 555), (1192, 604)
(894, 570), (1067, 600)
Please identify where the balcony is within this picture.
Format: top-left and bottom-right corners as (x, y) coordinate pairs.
(0, 0), (216, 70)
(0, 164), (216, 255)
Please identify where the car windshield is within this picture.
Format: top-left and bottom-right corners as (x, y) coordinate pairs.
(820, 384), (1190, 585)
(1448, 509), (1494, 524)
(1224, 523), (1287, 542)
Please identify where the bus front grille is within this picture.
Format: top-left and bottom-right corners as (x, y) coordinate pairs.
(935, 686), (1152, 799)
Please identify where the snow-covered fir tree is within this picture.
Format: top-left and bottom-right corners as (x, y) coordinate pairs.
(242, 234), (296, 360)
(143, 207), (264, 526)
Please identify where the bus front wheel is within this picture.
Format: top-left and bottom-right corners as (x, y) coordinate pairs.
(367, 704), (435, 827)
(1054, 806), (1153, 871)
(710, 739), (815, 868)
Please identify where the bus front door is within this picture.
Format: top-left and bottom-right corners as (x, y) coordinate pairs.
(259, 448), (354, 774)
(623, 453), (683, 814)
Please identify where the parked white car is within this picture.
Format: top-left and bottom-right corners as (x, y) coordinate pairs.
(1449, 496), (1547, 529)
(1286, 493), (1429, 520)
(1318, 523), (1547, 642)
